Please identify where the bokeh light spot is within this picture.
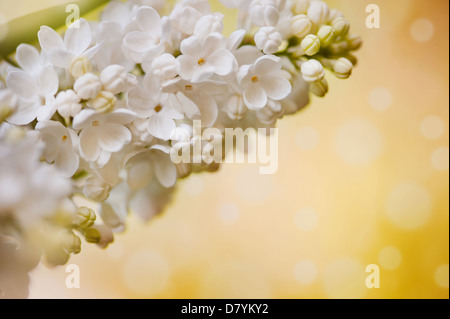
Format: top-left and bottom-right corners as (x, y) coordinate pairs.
(335, 118), (383, 166)
(386, 183), (432, 230)
(323, 258), (366, 298)
(294, 260), (318, 285)
(431, 147), (449, 171)
(123, 250), (170, 297)
(378, 246), (402, 270)
(410, 18), (434, 42)
(369, 87), (392, 111)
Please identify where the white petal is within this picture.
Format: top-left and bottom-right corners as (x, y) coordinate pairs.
(105, 109), (137, 125)
(177, 55), (197, 81)
(190, 92), (218, 127)
(38, 67), (59, 96)
(16, 44), (40, 71)
(148, 114), (176, 140)
(48, 49), (74, 69)
(127, 87), (157, 118)
(97, 123), (131, 152)
(203, 33), (226, 55)
(79, 128), (100, 161)
(254, 55), (281, 76)
(207, 48), (235, 76)
(260, 75), (292, 100)
(244, 84), (267, 110)
(227, 29), (246, 51)
(72, 109), (98, 130)
(65, 18), (92, 55)
(180, 36), (202, 58)
(123, 32), (154, 62)
(7, 100), (39, 125)
(127, 161), (153, 190)
(55, 147), (79, 177)
(136, 6), (161, 33)
(175, 92), (199, 119)
(36, 98), (57, 122)
(6, 71), (38, 99)
(154, 154), (177, 188)
(38, 26), (64, 52)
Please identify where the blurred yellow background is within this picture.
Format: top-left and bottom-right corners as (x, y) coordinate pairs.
(1, 0), (448, 299)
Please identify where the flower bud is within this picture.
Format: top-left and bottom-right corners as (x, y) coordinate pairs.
(86, 91), (116, 113)
(92, 224), (114, 249)
(152, 53), (179, 81)
(292, 0), (309, 14)
(310, 77), (328, 97)
(63, 232), (81, 254)
(83, 176), (111, 202)
(84, 227), (101, 244)
(301, 34), (321, 56)
(55, 90), (82, 118)
(307, 0), (330, 25)
(333, 57), (353, 79)
(331, 17), (350, 36)
(301, 59), (325, 82)
(257, 100), (283, 124)
(255, 26), (283, 54)
(291, 14), (312, 38)
(317, 25), (335, 45)
(74, 206), (96, 228)
(225, 95), (247, 121)
(250, 0), (280, 26)
(194, 13), (224, 38)
(100, 65), (136, 95)
(347, 35), (362, 50)
(328, 9), (344, 23)
(176, 162), (192, 179)
(69, 56), (92, 79)
(74, 73), (102, 100)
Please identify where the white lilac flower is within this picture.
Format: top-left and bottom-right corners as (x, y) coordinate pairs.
(193, 13), (224, 39)
(0, 129), (70, 227)
(38, 19), (100, 78)
(301, 59), (325, 82)
(237, 55), (292, 110)
(177, 33), (237, 82)
(122, 6), (168, 67)
(128, 74), (184, 140)
(249, 0), (280, 27)
(73, 73), (102, 100)
(307, 0), (330, 25)
(170, 0), (211, 36)
(100, 64), (137, 94)
(55, 90), (82, 118)
(14, 44), (47, 77)
(125, 145), (177, 190)
(151, 53), (179, 83)
(6, 66), (58, 125)
(36, 121), (79, 178)
(254, 26), (283, 54)
(72, 109), (136, 166)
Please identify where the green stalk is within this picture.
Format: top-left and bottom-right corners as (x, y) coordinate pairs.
(0, 0), (109, 58)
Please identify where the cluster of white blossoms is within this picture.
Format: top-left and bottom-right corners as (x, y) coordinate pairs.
(0, 0), (360, 297)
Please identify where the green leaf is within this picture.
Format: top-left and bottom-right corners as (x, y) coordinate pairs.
(0, 0), (109, 58)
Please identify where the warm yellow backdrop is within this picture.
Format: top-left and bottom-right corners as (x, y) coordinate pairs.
(1, 0), (448, 298)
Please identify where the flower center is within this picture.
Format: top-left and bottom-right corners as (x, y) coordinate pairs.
(251, 76), (259, 83)
(91, 120), (100, 127)
(154, 105), (163, 113)
(198, 58), (206, 65)
(62, 135), (68, 141)
(185, 85), (193, 91)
